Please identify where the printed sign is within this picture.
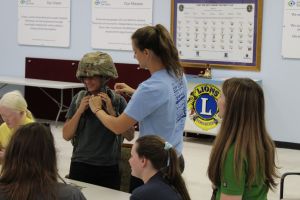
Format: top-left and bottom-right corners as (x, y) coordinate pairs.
(187, 83), (221, 131)
(91, 0), (153, 50)
(18, 0), (70, 47)
(282, 0), (300, 58)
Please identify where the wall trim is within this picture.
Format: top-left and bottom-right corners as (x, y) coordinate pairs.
(275, 141), (300, 150)
(185, 132), (300, 150)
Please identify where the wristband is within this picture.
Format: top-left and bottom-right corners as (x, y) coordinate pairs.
(94, 108), (102, 114)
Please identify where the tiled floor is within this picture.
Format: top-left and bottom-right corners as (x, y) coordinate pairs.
(51, 123), (300, 200)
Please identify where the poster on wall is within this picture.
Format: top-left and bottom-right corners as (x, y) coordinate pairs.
(185, 75), (222, 136)
(171, 0), (263, 71)
(91, 0), (153, 51)
(185, 75), (261, 135)
(282, 0), (300, 58)
(18, 0), (70, 47)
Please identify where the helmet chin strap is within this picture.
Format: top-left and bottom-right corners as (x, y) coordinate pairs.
(100, 76), (110, 86)
(99, 85), (107, 93)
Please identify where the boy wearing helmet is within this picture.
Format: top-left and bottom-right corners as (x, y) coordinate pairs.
(62, 51), (133, 189)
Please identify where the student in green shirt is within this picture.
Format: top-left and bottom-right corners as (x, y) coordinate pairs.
(207, 78), (279, 200)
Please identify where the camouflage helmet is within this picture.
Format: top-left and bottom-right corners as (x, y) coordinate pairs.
(76, 51), (118, 80)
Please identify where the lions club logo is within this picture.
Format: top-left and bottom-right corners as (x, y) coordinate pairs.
(187, 84), (221, 131)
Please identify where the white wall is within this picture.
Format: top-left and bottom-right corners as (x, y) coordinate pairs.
(0, 0), (299, 144)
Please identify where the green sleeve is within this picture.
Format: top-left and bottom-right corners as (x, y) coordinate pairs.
(220, 145), (246, 196)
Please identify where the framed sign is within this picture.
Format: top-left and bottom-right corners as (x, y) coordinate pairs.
(171, 0), (263, 71)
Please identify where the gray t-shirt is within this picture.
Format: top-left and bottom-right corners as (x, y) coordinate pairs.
(66, 89), (127, 166)
(0, 183), (86, 200)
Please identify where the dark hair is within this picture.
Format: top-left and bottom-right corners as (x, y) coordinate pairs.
(136, 135), (191, 200)
(0, 122), (58, 200)
(131, 24), (183, 78)
(208, 78), (278, 190)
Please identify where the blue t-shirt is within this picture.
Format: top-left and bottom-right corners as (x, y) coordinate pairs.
(124, 69), (187, 154)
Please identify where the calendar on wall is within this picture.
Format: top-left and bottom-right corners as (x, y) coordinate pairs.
(171, 0), (263, 71)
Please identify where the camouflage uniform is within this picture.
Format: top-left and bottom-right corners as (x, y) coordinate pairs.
(65, 51), (126, 190)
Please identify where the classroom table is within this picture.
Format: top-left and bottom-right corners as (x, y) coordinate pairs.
(0, 76), (84, 124)
(62, 178), (131, 200)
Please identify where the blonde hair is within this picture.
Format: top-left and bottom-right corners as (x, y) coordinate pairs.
(0, 90), (34, 120)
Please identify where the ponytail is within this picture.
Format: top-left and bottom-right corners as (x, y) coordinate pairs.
(155, 24), (183, 78)
(162, 148), (190, 200)
(132, 24), (184, 78)
(136, 136), (191, 200)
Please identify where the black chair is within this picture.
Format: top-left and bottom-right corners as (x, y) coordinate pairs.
(280, 172), (300, 200)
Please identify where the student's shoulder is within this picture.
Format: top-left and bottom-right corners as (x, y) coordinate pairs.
(131, 185), (152, 200)
(57, 183), (86, 200)
(0, 123), (10, 136)
(74, 90), (88, 100)
(0, 123), (6, 130)
(140, 77), (169, 93)
(132, 178), (169, 196)
(132, 182), (181, 200)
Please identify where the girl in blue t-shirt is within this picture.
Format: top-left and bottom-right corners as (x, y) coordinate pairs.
(89, 24), (188, 192)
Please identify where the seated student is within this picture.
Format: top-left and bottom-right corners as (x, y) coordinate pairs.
(207, 78), (279, 200)
(0, 90), (34, 160)
(129, 135), (191, 200)
(0, 122), (86, 200)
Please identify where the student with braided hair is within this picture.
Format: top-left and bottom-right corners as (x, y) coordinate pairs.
(128, 135), (191, 200)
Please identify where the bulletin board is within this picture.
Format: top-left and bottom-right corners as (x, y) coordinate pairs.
(171, 0), (263, 71)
